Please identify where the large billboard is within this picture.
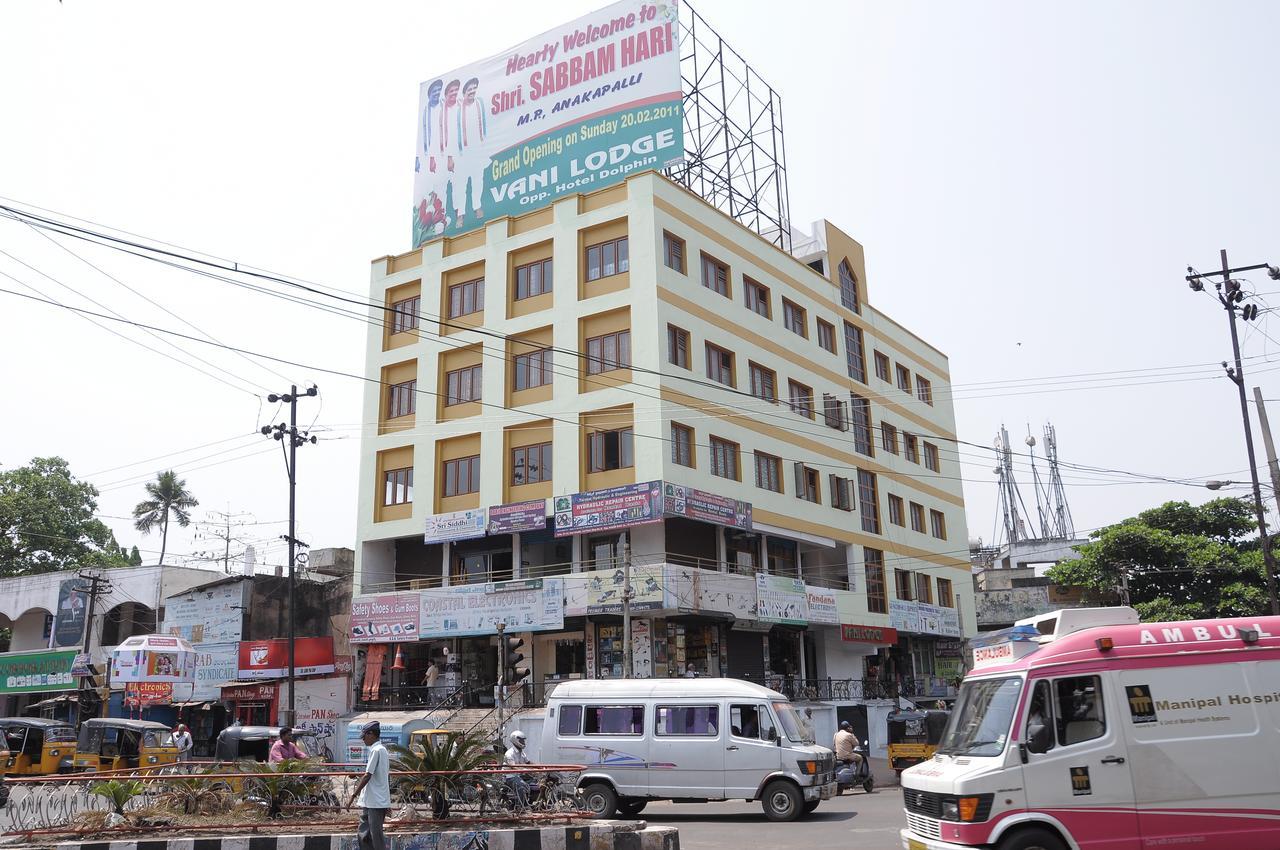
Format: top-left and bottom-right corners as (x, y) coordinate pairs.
(161, 581), (245, 644)
(412, 0), (684, 246)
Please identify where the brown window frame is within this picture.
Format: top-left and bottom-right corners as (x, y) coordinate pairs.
(744, 277), (771, 318)
(700, 253), (730, 298)
(816, 319), (837, 354)
(663, 231), (686, 274)
(444, 364), (483, 406)
(794, 463), (820, 503)
(383, 466), (414, 506)
(923, 441), (940, 473)
(391, 296), (420, 334)
(909, 501), (926, 533)
(844, 321), (867, 383)
(705, 342), (735, 387)
(881, 422), (899, 454)
(782, 298), (807, 338)
(788, 380), (814, 419)
(754, 451), (782, 492)
(387, 379), (417, 419)
(895, 569), (914, 601)
(888, 494), (905, 527)
(585, 236), (629, 282)
(671, 422), (694, 468)
(930, 509), (948, 540)
(850, 394), (874, 456)
(667, 324), (690, 369)
(937, 578), (955, 609)
(511, 441), (552, 486)
(585, 330), (631, 375)
(896, 363), (912, 393)
(748, 361), (777, 403)
(857, 469), (880, 534)
(916, 375), (933, 405)
(874, 350), (890, 382)
(838, 260), (860, 315)
(823, 394), (847, 430)
(865, 549), (886, 613)
(442, 455), (480, 497)
(709, 436), (740, 481)
(914, 573), (933, 605)
(447, 278), (485, 319)
(904, 433), (920, 464)
(512, 347), (553, 391)
(514, 257), (553, 300)
(587, 427), (635, 472)
(830, 475), (853, 511)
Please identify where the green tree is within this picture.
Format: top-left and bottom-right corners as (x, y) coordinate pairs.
(0, 457), (127, 576)
(131, 470), (198, 566)
(128, 545), (143, 566)
(1047, 497), (1270, 622)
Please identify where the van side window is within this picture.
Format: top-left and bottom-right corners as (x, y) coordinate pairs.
(1025, 680), (1054, 752)
(1055, 675), (1105, 746)
(730, 704), (776, 741)
(558, 704), (583, 737)
(656, 705), (719, 737)
(583, 705), (645, 736)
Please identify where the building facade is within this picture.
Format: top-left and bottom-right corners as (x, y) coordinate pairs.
(351, 172), (975, 727)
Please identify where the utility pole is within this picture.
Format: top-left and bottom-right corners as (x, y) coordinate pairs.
(495, 621), (506, 764)
(1187, 252), (1280, 615)
(622, 540), (633, 679)
(260, 384), (319, 726)
(76, 572), (111, 722)
(1252, 388), (1280, 518)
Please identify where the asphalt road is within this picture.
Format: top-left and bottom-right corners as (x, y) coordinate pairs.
(640, 787), (907, 850)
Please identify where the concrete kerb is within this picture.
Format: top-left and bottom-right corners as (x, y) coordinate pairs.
(44, 820), (678, 850)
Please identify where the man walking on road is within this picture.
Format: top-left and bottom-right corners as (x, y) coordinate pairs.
(347, 721), (391, 850)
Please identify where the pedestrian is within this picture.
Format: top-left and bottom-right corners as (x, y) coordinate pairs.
(172, 724), (193, 763)
(422, 658), (439, 690)
(347, 721), (391, 850)
(269, 726), (308, 763)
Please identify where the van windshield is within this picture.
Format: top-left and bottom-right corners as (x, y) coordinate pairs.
(937, 677), (1022, 757)
(771, 701), (811, 744)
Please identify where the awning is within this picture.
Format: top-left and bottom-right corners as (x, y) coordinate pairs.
(173, 700), (216, 709)
(25, 694), (77, 709)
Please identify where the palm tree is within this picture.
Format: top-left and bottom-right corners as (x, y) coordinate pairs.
(132, 470), (198, 565)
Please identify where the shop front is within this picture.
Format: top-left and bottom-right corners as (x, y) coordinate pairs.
(888, 599), (964, 703)
(0, 649), (78, 719)
(221, 681), (278, 726)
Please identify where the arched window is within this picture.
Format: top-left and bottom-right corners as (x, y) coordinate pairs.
(838, 260), (860, 314)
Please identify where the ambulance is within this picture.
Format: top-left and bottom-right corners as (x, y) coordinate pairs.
(899, 606), (1280, 850)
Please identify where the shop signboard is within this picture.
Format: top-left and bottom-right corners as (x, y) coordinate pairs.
(554, 480), (663, 537)
(804, 587), (839, 625)
(222, 682), (277, 702)
(424, 508), (488, 544)
(124, 682), (173, 708)
(486, 499), (547, 535)
(755, 574), (807, 625)
(890, 600), (963, 638)
(662, 483), (752, 530)
(350, 593), (422, 643)
(631, 618), (652, 678)
(238, 637), (336, 679)
(161, 581), (245, 644)
(410, 0), (684, 248)
(419, 578), (564, 636)
(192, 642), (239, 701)
(840, 623), (898, 645)
(53, 578), (88, 648)
(585, 564), (666, 614)
(0, 650), (77, 694)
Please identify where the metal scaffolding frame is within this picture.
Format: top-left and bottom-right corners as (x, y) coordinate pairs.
(665, 3), (792, 251)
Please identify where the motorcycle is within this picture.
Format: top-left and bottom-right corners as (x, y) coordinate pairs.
(835, 743), (874, 794)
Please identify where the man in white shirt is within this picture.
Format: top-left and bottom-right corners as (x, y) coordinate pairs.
(347, 722), (391, 850)
(172, 724), (193, 763)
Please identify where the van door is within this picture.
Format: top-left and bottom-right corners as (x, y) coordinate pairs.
(649, 702), (725, 798)
(561, 703), (649, 797)
(1020, 674), (1140, 850)
(724, 702), (783, 799)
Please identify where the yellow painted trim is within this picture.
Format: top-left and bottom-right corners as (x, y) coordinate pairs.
(751, 507), (969, 569)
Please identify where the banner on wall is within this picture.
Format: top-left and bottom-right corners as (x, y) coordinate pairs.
(554, 480), (663, 537)
(0, 650), (77, 694)
(487, 500), (547, 535)
(424, 508), (488, 544)
(890, 600), (962, 638)
(411, 0), (684, 247)
(350, 593), (422, 643)
(192, 642), (239, 701)
(53, 578), (88, 648)
(755, 574), (807, 625)
(419, 578), (564, 636)
(161, 581), (245, 644)
(663, 483), (752, 530)
(586, 564), (665, 613)
(804, 587), (839, 625)
(238, 637), (335, 679)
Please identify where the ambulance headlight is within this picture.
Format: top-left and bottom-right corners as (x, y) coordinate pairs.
(941, 800), (960, 819)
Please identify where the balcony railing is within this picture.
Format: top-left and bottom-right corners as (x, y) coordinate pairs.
(353, 682), (472, 712)
(740, 675), (896, 702)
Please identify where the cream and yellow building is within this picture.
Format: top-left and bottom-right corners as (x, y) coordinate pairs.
(352, 171), (974, 722)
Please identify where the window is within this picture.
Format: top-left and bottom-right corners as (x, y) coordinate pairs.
(671, 423), (694, 467)
(391, 296), (420, 334)
(937, 578), (955, 608)
(743, 277), (771, 318)
(705, 343), (735, 386)
(794, 463), (819, 503)
(586, 236), (629, 281)
(701, 254), (730, 297)
(915, 573), (933, 604)
(445, 364), (483, 405)
(822, 394), (847, 430)
(511, 442), (551, 485)
(817, 319), (836, 353)
(1054, 676), (1106, 746)
(655, 705), (719, 736)
(838, 260), (860, 314)
(383, 467), (413, 505)
(588, 534), (625, 568)
(844, 322), (867, 383)
(830, 475), (853, 510)
(442, 455), (480, 496)
(888, 494), (905, 527)
(782, 299), (807, 337)
(896, 364), (912, 393)
(857, 469), (880, 533)
(895, 569), (914, 601)
(874, 351), (890, 381)
(447, 278), (484, 318)
(923, 441), (940, 473)
(864, 549), (886, 613)
(880, 422), (899, 454)
(850, 394), (874, 456)
(755, 452), (782, 492)
(387, 380), (416, 418)
(768, 538), (797, 575)
(558, 704), (583, 736)
(730, 704), (776, 741)
(788, 380), (814, 419)
(930, 509), (948, 540)
(667, 325), (690, 369)
(663, 231), (686, 274)
(587, 428), (634, 472)
(514, 257), (553, 300)
(583, 705), (645, 736)
(585, 330), (631, 375)
(910, 501), (926, 533)
(917, 375), (933, 405)
(904, 433), (919, 464)
(710, 436), (740, 480)
(513, 348), (552, 391)
(748, 362), (777, 402)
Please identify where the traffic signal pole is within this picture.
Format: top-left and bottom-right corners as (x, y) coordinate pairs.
(496, 622), (506, 763)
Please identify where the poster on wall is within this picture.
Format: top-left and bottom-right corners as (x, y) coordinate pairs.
(663, 483), (752, 530)
(161, 581), (245, 644)
(890, 600), (962, 638)
(191, 642), (239, 701)
(350, 593), (422, 643)
(586, 563), (665, 613)
(238, 637), (335, 679)
(424, 508), (488, 544)
(755, 574), (807, 625)
(411, 0), (684, 247)
(419, 578), (564, 636)
(554, 480), (663, 537)
(631, 618), (652, 677)
(804, 587), (839, 625)
(487, 499), (548, 534)
(53, 578), (88, 648)
(124, 682), (173, 709)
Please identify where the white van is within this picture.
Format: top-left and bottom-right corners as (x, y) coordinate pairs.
(541, 678), (836, 821)
(899, 607), (1280, 850)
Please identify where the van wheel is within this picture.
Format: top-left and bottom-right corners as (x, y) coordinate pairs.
(581, 782), (618, 818)
(997, 827), (1068, 850)
(761, 781), (803, 822)
(802, 800), (820, 815)
(618, 800), (647, 817)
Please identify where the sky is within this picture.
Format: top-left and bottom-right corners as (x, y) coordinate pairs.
(2, 0), (1279, 574)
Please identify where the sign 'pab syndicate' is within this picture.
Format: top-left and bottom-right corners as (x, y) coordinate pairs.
(412, 0), (684, 246)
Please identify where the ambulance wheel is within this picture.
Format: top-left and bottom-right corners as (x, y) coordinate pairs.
(582, 782), (618, 818)
(997, 826), (1068, 850)
(761, 781), (803, 822)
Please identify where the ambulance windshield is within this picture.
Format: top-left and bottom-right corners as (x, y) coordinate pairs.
(937, 677), (1022, 757)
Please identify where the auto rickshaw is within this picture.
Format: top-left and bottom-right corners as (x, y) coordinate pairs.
(214, 725), (330, 764)
(406, 728), (451, 758)
(0, 718), (77, 775)
(886, 708), (950, 773)
(73, 718), (178, 772)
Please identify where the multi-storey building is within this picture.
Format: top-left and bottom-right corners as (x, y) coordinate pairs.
(352, 172), (974, 738)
